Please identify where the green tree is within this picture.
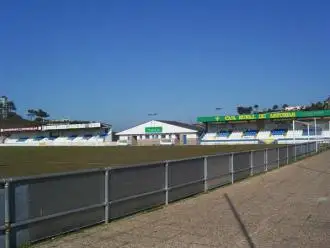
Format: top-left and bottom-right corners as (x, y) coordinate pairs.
(7, 101), (16, 112)
(253, 104), (259, 113)
(35, 109), (50, 122)
(272, 105), (279, 111)
(27, 109), (37, 120)
(26, 109), (50, 122)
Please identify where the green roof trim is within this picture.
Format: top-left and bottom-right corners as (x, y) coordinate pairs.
(197, 110), (330, 123)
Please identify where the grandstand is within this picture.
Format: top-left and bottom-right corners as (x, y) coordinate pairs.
(0, 122), (113, 146)
(198, 110), (330, 145)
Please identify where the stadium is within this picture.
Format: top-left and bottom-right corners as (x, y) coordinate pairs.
(199, 109), (330, 145)
(1, 99), (330, 248)
(1, 110), (330, 147)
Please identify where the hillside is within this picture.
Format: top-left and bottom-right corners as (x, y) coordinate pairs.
(0, 114), (37, 129)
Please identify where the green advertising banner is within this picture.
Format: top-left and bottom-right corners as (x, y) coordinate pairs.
(145, 126), (163, 133)
(197, 110), (330, 123)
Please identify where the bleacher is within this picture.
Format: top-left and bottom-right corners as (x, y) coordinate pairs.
(200, 127), (329, 145)
(217, 130), (231, 137)
(2, 133), (109, 146)
(302, 128), (322, 136)
(229, 131), (243, 139)
(285, 130), (303, 139)
(243, 130), (257, 137)
(322, 130), (330, 137)
(257, 131), (270, 139)
(271, 129), (287, 137)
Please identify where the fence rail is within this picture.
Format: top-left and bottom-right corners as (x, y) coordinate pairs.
(0, 141), (327, 248)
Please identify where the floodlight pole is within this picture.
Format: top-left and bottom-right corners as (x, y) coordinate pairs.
(314, 118), (317, 139)
(307, 123), (310, 141)
(293, 120), (295, 144)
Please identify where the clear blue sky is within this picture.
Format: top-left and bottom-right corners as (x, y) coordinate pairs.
(1, 0), (329, 130)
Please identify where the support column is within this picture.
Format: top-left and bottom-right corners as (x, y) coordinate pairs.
(204, 157), (208, 192)
(165, 162), (169, 205)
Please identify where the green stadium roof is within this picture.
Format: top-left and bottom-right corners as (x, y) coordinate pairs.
(197, 110), (330, 123)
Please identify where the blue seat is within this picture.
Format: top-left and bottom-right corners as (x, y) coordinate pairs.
(49, 136), (59, 140)
(244, 130), (257, 136)
(68, 135), (78, 140)
(18, 137), (28, 142)
(271, 129), (287, 136)
(83, 134), (93, 139)
(217, 131), (230, 137)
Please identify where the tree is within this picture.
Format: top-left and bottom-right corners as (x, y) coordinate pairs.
(282, 104), (289, 110)
(237, 106), (253, 115)
(26, 108), (50, 122)
(272, 105), (279, 111)
(27, 109), (37, 120)
(316, 101), (324, 110)
(253, 104), (259, 113)
(237, 106), (244, 115)
(7, 101), (16, 113)
(35, 109), (49, 122)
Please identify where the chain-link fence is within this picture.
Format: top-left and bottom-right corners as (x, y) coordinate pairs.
(108, 163), (165, 220)
(168, 158), (204, 203)
(206, 154), (231, 189)
(0, 142), (322, 248)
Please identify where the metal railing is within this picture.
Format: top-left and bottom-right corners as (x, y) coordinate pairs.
(0, 141), (326, 248)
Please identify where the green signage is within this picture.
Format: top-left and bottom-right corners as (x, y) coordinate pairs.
(145, 126), (163, 133)
(197, 110), (330, 123)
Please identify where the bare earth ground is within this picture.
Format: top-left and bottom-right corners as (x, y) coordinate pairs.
(36, 150), (330, 248)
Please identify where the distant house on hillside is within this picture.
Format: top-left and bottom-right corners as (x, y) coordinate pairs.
(284, 105), (305, 111)
(325, 96), (330, 109)
(0, 96), (8, 119)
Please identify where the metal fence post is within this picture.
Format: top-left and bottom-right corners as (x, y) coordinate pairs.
(316, 141), (318, 153)
(277, 147), (280, 168)
(286, 145), (289, 164)
(204, 157), (208, 192)
(165, 162), (169, 205)
(104, 169), (109, 224)
(4, 181), (10, 248)
(265, 149), (268, 172)
(307, 142), (309, 155)
(231, 153), (234, 184)
(294, 144), (297, 161)
(250, 151), (253, 176)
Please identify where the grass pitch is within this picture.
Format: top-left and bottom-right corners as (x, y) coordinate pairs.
(0, 145), (282, 178)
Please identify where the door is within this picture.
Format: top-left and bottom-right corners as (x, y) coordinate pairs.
(183, 135), (187, 145)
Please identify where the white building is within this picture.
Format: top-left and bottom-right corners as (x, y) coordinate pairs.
(116, 120), (201, 146)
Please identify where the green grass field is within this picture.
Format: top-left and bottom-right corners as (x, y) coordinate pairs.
(0, 145), (282, 178)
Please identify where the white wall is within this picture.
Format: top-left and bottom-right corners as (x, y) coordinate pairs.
(187, 134), (198, 139)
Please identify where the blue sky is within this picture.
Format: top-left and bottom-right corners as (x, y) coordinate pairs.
(1, 0), (329, 130)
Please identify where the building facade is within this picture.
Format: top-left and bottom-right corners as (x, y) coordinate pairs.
(117, 120), (201, 146)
